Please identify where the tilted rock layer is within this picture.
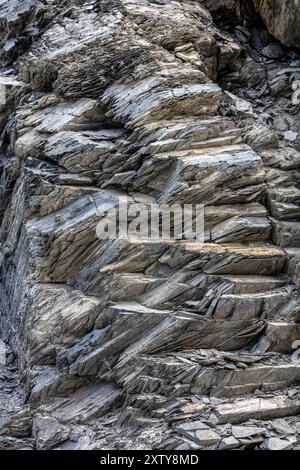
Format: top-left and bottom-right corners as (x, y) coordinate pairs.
(0, 0), (299, 450)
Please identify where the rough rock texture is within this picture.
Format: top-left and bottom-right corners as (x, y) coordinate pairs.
(0, 0), (299, 450)
(252, 0), (300, 49)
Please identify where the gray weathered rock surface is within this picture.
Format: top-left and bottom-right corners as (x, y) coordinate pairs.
(0, 0), (299, 450)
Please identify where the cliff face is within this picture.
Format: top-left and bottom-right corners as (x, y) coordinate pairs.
(252, 0), (300, 49)
(0, 0), (299, 450)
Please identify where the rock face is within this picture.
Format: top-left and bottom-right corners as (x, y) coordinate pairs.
(0, 0), (299, 451)
(252, 0), (300, 49)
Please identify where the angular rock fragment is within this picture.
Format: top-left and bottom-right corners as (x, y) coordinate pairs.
(262, 437), (293, 451)
(33, 415), (69, 450)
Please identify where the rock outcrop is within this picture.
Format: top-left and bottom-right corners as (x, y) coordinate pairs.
(0, 0), (299, 451)
(252, 0), (300, 49)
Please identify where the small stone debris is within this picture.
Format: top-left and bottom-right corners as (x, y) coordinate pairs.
(178, 421), (210, 432)
(261, 437), (293, 450)
(284, 131), (298, 142)
(194, 430), (221, 447)
(271, 419), (295, 436)
(231, 426), (266, 439)
(261, 45), (285, 60)
(219, 436), (240, 450)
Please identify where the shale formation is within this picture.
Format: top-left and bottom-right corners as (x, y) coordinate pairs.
(0, 0), (300, 450)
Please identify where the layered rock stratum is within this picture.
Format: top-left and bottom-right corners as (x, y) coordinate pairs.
(0, 0), (299, 450)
